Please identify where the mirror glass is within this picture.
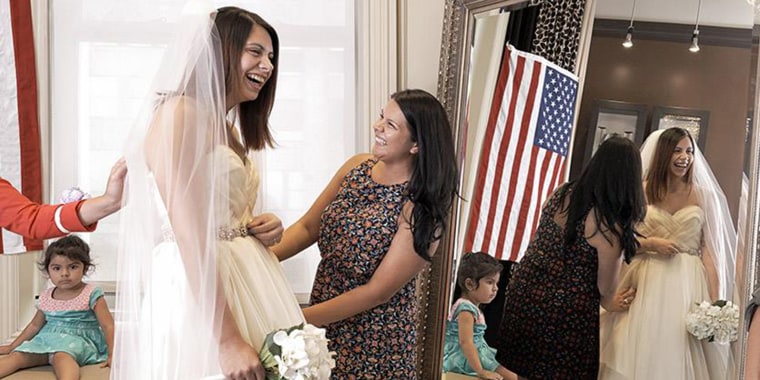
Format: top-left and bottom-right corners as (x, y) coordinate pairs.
(439, 0), (758, 377)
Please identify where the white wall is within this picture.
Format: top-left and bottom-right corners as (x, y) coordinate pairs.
(399, 0), (445, 92)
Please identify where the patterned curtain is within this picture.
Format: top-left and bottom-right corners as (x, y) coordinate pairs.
(530, 0), (587, 73)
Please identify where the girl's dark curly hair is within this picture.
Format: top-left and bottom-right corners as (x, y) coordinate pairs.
(38, 235), (95, 275)
(456, 251), (503, 292)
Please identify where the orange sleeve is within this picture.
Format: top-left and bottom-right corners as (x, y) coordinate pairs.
(0, 178), (96, 240)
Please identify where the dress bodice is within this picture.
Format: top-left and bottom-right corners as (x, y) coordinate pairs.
(639, 205), (704, 255)
(216, 147), (259, 226)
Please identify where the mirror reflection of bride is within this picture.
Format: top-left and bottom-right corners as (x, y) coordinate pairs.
(599, 128), (737, 380)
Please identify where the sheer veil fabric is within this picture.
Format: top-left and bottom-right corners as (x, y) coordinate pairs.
(639, 129), (738, 301)
(112, 3), (229, 378)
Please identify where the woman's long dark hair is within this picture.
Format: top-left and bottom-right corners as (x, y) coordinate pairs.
(392, 89), (459, 261)
(215, 7), (279, 151)
(645, 127), (695, 204)
(564, 136), (646, 263)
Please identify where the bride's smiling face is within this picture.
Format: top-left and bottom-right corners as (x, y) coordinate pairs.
(669, 136), (694, 178)
(230, 24), (274, 107)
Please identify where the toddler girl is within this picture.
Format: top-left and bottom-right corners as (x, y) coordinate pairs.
(443, 252), (516, 380)
(0, 235), (114, 379)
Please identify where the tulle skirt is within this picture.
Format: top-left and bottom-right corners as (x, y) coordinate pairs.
(135, 236), (304, 379)
(599, 253), (730, 380)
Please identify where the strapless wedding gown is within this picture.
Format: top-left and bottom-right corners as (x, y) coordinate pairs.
(140, 147), (305, 379)
(599, 205), (729, 380)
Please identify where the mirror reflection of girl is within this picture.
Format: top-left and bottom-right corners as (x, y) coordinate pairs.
(599, 127), (735, 379)
(0, 235), (114, 379)
(443, 252), (517, 380)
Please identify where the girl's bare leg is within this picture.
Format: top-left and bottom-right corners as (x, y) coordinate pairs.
(0, 351), (49, 377)
(51, 352), (81, 380)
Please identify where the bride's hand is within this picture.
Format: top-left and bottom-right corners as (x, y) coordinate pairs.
(644, 237), (681, 256)
(219, 335), (265, 380)
(247, 213), (283, 246)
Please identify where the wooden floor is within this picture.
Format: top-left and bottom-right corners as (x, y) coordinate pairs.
(3, 364), (108, 379)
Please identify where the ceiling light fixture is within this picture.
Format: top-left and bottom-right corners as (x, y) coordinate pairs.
(690, 0), (702, 53)
(622, 0), (637, 48)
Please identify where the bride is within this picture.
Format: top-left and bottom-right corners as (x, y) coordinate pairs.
(112, 5), (304, 379)
(599, 128), (736, 379)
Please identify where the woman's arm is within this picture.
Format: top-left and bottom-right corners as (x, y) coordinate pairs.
(0, 159), (125, 242)
(586, 210), (627, 312)
(93, 297), (115, 367)
(0, 311), (46, 354)
(302, 201), (432, 326)
(636, 236), (681, 256)
(270, 154), (372, 261)
(456, 311), (500, 379)
(146, 98), (263, 379)
(700, 239), (719, 301)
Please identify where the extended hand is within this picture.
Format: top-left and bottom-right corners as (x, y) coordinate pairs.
(647, 237), (681, 256)
(247, 213), (283, 247)
(219, 335), (265, 380)
(103, 158), (127, 209)
(0, 344), (12, 355)
(100, 356), (112, 368)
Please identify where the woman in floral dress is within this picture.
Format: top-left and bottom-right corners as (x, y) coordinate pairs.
(497, 136), (646, 379)
(271, 89), (458, 378)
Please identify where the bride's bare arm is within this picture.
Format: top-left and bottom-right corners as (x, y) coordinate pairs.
(700, 239), (720, 301)
(147, 98), (262, 378)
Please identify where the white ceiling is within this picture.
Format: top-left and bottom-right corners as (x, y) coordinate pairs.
(594, 0), (755, 28)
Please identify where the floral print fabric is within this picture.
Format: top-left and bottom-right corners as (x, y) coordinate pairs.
(310, 158), (416, 379)
(497, 183), (600, 379)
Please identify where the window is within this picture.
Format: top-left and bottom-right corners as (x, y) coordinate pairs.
(50, 0), (356, 298)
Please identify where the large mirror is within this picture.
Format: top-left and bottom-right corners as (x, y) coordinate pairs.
(436, 0), (760, 378)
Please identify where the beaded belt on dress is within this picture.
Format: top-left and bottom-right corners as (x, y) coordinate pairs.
(161, 225), (248, 242)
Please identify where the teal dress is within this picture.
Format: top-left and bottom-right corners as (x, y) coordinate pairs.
(14, 283), (108, 365)
(443, 298), (500, 375)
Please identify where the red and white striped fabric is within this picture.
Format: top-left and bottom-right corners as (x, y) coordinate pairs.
(464, 45), (578, 262)
(0, 0), (43, 253)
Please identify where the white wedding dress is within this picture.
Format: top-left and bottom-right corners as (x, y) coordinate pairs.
(139, 147), (305, 379)
(599, 205), (729, 380)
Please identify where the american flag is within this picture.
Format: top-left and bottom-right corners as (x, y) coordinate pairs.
(464, 45), (578, 261)
(0, 0), (42, 253)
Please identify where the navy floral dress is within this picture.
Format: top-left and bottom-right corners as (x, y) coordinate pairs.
(497, 183), (599, 379)
(310, 158), (416, 379)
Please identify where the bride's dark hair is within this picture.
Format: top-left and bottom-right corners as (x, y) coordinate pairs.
(215, 6), (279, 151)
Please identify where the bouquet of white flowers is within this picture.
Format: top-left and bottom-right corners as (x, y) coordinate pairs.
(685, 300), (740, 344)
(259, 323), (336, 380)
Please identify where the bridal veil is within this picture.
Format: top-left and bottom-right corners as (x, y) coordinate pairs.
(640, 129), (737, 301)
(112, 2), (230, 378)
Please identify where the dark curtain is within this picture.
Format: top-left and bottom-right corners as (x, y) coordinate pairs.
(531, 0), (588, 72)
(505, 5), (540, 52)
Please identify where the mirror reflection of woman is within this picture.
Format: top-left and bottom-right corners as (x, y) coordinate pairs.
(599, 127), (736, 380)
(497, 136), (646, 380)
